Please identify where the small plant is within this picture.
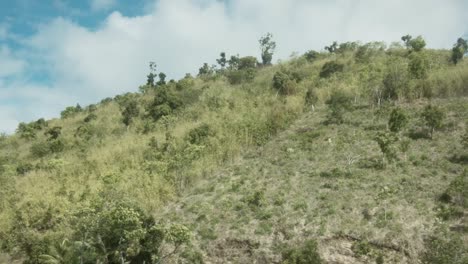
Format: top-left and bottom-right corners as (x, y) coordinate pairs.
(319, 61), (344, 78)
(282, 239), (322, 264)
(388, 108), (408, 132)
(421, 105), (444, 139)
(272, 70), (297, 95)
(374, 132), (398, 164)
(325, 90), (353, 124)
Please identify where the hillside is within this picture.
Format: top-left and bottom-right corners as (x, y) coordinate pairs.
(1, 38), (468, 264)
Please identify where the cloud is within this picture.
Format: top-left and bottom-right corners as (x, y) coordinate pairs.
(0, 45), (26, 77)
(90, 0), (117, 11)
(1, 0), (468, 134)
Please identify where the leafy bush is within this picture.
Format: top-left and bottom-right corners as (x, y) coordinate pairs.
(304, 50), (320, 62)
(16, 163), (34, 175)
(282, 239), (322, 264)
(325, 90), (353, 124)
(60, 104), (82, 119)
(83, 113), (97, 123)
(187, 123), (214, 145)
(45, 126), (62, 141)
(272, 70), (298, 95)
(421, 105), (444, 139)
(319, 61), (344, 78)
(226, 68), (256, 85)
(388, 108), (408, 132)
(147, 87), (183, 121)
(408, 52), (429, 79)
(374, 132), (398, 163)
(121, 100), (140, 127)
(420, 227), (468, 264)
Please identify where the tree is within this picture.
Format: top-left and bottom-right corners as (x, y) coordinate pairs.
(325, 41), (338, 53)
(272, 70), (297, 95)
(408, 51), (429, 79)
(227, 55), (240, 70)
(374, 131), (398, 164)
(304, 50), (320, 62)
(259, 33), (276, 66)
(319, 61), (344, 78)
(45, 126), (62, 140)
(147, 61), (157, 87)
(421, 105), (444, 139)
(216, 52), (227, 69)
(325, 90), (353, 124)
(451, 37), (468, 65)
(198, 63), (212, 76)
(121, 100), (139, 127)
(401, 34), (413, 48)
(157, 72), (167, 86)
(388, 108), (408, 133)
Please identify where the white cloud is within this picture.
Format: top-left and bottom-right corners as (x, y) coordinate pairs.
(1, 0), (467, 134)
(90, 0), (117, 11)
(0, 45), (26, 77)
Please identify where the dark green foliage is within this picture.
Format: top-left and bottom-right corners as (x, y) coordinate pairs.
(325, 90), (353, 124)
(382, 59), (408, 100)
(16, 123), (37, 140)
(282, 239), (322, 264)
(226, 68), (256, 85)
(451, 37), (468, 65)
(216, 52), (227, 69)
(420, 227), (468, 264)
(402, 35), (426, 52)
(30, 139), (65, 158)
(374, 131), (398, 163)
(198, 63), (213, 76)
(304, 50), (320, 62)
(60, 104), (82, 119)
(74, 124), (95, 141)
(100, 97), (112, 104)
(176, 76), (195, 90)
(355, 42), (386, 63)
(146, 61), (157, 87)
(187, 123), (214, 145)
(388, 108), (408, 132)
(31, 118), (48, 130)
(157, 72), (167, 86)
(147, 87), (183, 121)
(244, 190), (265, 208)
(121, 100), (139, 127)
(83, 113), (97, 123)
(272, 70), (297, 95)
(325, 41), (338, 53)
(45, 126), (62, 140)
(351, 240), (372, 256)
(421, 105), (444, 139)
(319, 61), (344, 78)
(16, 163), (34, 175)
(337, 41), (359, 53)
(259, 33), (276, 66)
(238, 56), (258, 70)
(409, 52), (429, 79)
(305, 87), (319, 108)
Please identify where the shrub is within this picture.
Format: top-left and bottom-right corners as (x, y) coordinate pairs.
(282, 239), (322, 264)
(272, 70), (297, 95)
(16, 123), (37, 140)
(421, 105), (444, 139)
(319, 61), (344, 78)
(45, 126), (62, 141)
(388, 108), (408, 132)
(30, 141), (51, 158)
(147, 87), (183, 121)
(420, 227), (468, 264)
(304, 50), (320, 62)
(408, 52), (429, 79)
(83, 113), (97, 123)
(60, 104), (82, 119)
(187, 123), (214, 145)
(325, 90), (353, 124)
(16, 163), (34, 175)
(226, 68), (256, 85)
(374, 132), (398, 163)
(121, 100), (140, 127)
(383, 59), (409, 100)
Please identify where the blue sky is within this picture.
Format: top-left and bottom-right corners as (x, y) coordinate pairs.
(1, 0), (467, 134)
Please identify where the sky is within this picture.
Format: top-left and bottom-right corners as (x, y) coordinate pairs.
(0, 0), (467, 134)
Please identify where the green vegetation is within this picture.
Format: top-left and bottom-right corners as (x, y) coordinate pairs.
(1, 35), (468, 263)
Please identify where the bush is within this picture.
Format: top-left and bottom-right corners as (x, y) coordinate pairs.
(282, 239), (322, 264)
(147, 87), (183, 121)
(304, 50), (320, 62)
(388, 108), (408, 132)
(319, 61), (344, 78)
(226, 68), (256, 85)
(121, 100), (140, 127)
(187, 123), (214, 145)
(325, 90), (353, 124)
(60, 104), (82, 119)
(374, 132), (398, 163)
(83, 113), (97, 123)
(421, 105), (444, 139)
(16, 163), (34, 175)
(272, 70), (297, 95)
(421, 227), (468, 264)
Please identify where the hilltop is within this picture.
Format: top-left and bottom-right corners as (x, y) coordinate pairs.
(0, 36), (467, 263)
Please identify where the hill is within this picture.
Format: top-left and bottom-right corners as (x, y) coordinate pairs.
(0, 37), (467, 263)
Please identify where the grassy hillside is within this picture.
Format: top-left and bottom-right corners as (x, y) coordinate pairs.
(0, 39), (467, 263)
